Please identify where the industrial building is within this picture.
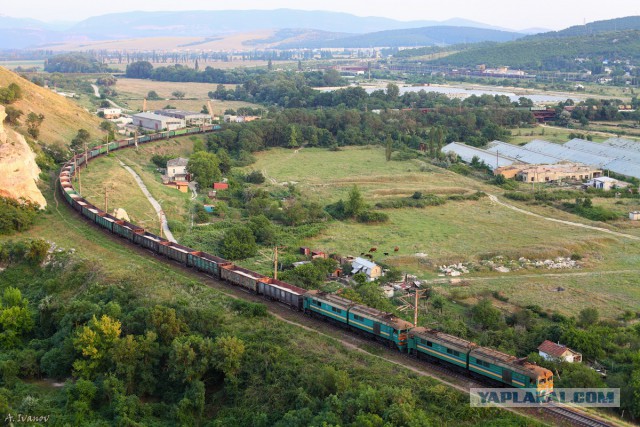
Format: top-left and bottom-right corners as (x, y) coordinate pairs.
(154, 109), (212, 126)
(515, 164), (601, 183)
(132, 112), (185, 131)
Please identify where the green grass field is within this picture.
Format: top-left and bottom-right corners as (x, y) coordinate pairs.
(53, 142), (640, 318)
(248, 146), (640, 317)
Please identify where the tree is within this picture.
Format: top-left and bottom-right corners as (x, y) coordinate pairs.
(147, 90), (160, 100)
(0, 287), (34, 349)
(172, 90), (186, 100)
(344, 185), (366, 218)
(385, 137), (393, 161)
(70, 129), (91, 153)
(187, 151), (221, 188)
(4, 106), (23, 125)
(219, 226), (257, 260)
(214, 335), (245, 382)
(25, 112), (44, 139)
(470, 299), (503, 330)
(288, 125), (299, 148)
(72, 315), (122, 379)
(386, 83), (400, 100)
(578, 307), (599, 327)
(169, 335), (215, 383)
(431, 295), (445, 314)
(125, 61), (153, 79)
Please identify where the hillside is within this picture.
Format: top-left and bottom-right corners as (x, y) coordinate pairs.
(529, 15), (640, 39)
(427, 29), (640, 70)
(0, 106), (45, 207)
(0, 67), (102, 147)
(276, 26), (523, 49)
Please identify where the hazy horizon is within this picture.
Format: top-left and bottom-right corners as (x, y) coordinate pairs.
(2, 1), (639, 31)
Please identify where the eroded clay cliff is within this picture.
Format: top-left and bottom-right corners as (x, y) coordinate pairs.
(0, 105), (47, 208)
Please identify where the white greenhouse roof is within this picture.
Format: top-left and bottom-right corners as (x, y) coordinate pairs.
(564, 138), (640, 165)
(486, 140), (562, 164)
(602, 159), (640, 179)
(522, 140), (613, 167)
(603, 138), (640, 153)
(441, 142), (518, 168)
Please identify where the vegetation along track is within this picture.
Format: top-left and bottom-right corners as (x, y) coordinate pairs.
(56, 129), (624, 427)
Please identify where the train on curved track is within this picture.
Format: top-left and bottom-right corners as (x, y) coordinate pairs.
(58, 124), (554, 398)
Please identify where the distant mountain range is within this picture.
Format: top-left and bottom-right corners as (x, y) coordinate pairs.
(0, 9), (537, 50)
(275, 26), (523, 49)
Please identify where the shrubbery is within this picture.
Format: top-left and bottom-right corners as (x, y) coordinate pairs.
(0, 197), (40, 234)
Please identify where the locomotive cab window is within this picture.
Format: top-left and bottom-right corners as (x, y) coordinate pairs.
(539, 378), (546, 384)
(446, 348), (461, 357)
(353, 314), (364, 321)
(331, 307), (342, 314)
(313, 299), (321, 306)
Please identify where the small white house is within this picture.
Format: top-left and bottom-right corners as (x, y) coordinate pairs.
(538, 340), (582, 363)
(166, 158), (189, 181)
(587, 176), (629, 191)
(630, 211), (640, 221)
(351, 257), (382, 282)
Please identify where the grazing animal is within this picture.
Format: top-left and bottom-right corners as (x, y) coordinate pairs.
(365, 254), (373, 259)
(394, 246), (399, 252)
(369, 247), (377, 253)
(383, 252), (389, 256)
(360, 252), (365, 256)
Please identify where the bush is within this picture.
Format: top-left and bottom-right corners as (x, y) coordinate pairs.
(356, 211), (389, 223)
(504, 192), (533, 201)
(167, 220), (187, 233)
(244, 170), (265, 184)
(0, 197), (40, 234)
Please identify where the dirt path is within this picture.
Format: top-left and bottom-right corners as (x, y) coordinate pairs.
(488, 194), (640, 241)
(119, 160), (176, 243)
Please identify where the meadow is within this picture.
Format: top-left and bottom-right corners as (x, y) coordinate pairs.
(248, 146), (640, 317)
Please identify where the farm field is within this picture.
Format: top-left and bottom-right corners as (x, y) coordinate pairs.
(249, 146), (640, 317)
(112, 78), (262, 114)
(509, 126), (609, 144)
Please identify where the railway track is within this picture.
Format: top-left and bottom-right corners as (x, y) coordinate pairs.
(64, 200), (622, 427)
(55, 133), (625, 427)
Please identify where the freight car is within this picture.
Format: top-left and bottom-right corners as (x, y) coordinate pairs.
(57, 123), (553, 398)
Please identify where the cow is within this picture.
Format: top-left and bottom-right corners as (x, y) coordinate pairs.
(394, 246), (399, 252)
(369, 247), (377, 253)
(383, 252), (389, 256)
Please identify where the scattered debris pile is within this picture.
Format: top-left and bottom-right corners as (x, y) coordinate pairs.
(437, 256), (581, 276)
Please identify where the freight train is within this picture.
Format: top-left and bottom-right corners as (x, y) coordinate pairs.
(58, 124), (553, 397)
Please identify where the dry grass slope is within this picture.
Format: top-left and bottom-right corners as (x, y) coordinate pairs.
(0, 67), (102, 147)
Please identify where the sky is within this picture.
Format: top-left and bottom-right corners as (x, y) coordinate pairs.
(3, 0), (639, 31)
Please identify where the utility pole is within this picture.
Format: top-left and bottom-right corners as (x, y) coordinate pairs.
(274, 246), (279, 280)
(104, 186), (108, 212)
(84, 141), (89, 170)
(106, 132), (109, 154)
(414, 284), (419, 327)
